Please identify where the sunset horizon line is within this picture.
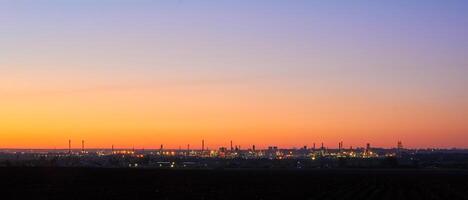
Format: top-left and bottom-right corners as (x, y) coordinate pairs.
(2, 139), (466, 150)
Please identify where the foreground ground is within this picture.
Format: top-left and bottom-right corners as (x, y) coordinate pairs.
(1, 167), (468, 200)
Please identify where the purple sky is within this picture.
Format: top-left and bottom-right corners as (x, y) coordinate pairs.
(1, 0), (467, 148)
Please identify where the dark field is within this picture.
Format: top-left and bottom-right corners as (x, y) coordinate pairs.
(1, 167), (468, 200)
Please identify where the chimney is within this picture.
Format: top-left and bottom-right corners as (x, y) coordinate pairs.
(81, 140), (85, 153)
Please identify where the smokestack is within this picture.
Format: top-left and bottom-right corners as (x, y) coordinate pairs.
(313, 143), (316, 150)
(68, 140), (71, 154)
(230, 140), (233, 151)
(252, 145), (256, 151)
(202, 140), (205, 151)
(81, 140), (85, 153)
(366, 143), (371, 155)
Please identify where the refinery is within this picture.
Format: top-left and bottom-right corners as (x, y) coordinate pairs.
(1, 140), (467, 169)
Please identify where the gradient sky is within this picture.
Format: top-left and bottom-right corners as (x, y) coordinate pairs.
(1, 0), (467, 149)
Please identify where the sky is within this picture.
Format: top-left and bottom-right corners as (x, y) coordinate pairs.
(1, 0), (467, 149)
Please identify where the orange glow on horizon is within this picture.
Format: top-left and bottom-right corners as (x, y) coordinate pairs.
(1, 83), (466, 149)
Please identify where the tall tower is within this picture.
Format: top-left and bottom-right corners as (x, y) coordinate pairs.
(68, 139), (71, 154)
(365, 143), (371, 156)
(252, 145), (256, 151)
(202, 140), (205, 152)
(230, 140), (233, 151)
(81, 140), (85, 154)
(320, 142), (325, 156)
